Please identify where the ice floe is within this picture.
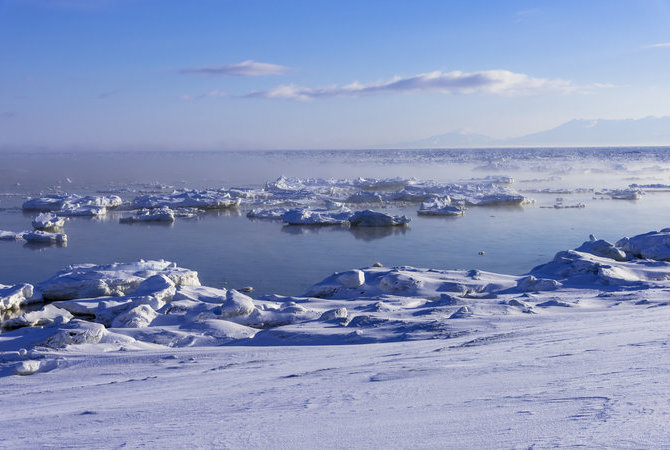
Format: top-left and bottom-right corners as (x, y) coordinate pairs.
(282, 208), (353, 226)
(120, 207), (176, 224)
(23, 231), (67, 244)
(252, 207), (410, 227)
(0, 231), (25, 240)
(31, 213), (66, 230)
(22, 194), (122, 213)
(132, 190), (241, 209)
(595, 188), (643, 200)
(417, 198), (464, 216)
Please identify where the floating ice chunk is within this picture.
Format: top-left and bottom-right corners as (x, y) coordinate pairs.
(516, 275), (562, 292)
(246, 207), (291, 220)
(23, 230), (67, 244)
(0, 283), (34, 310)
(78, 195), (122, 208)
(417, 198), (464, 216)
(466, 175), (515, 185)
(32, 213), (66, 230)
(59, 204), (107, 216)
(402, 181), (532, 207)
(348, 210), (410, 227)
(133, 190), (241, 209)
(22, 194), (121, 212)
(282, 208), (352, 225)
(2, 304), (73, 330)
(336, 270), (365, 288)
(120, 207), (175, 223)
(616, 229), (670, 261)
(37, 260), (200, 301)
(345, 191), (383, 204)
(0, 230), (26, 240)
(353, 177), (414, 191)
(629, 183), (670, 192)
(22, 194), (71, 211)
(575, 238), (627, 261)
(226, 188), (273, 199)
(596, 188), (643, 200)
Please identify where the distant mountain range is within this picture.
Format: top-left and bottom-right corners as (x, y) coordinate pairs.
(397, 116), (670, 148)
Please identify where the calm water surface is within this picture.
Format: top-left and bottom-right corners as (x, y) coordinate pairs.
(1, 149), (670, 297)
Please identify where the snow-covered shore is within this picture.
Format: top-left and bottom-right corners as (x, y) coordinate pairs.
(3, 227), (670, 446)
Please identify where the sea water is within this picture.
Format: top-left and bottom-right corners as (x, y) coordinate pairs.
(1, 148), (670, 297)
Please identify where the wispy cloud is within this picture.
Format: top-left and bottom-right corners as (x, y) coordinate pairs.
(649, 42), (670, 48)
(180, 90), (228, 101)
(0, 111), (16, 120)
(245, 69), (598, 101)
(180, 60), (289, 77)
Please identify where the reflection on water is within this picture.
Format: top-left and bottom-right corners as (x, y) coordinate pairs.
(23, 241), (68, 251)
(119, 221), (174, 228)
(349, 226), (408, 241)
(280, 223), (409, 241)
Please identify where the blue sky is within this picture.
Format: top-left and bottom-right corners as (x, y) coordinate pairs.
(1, 0), (670, 150)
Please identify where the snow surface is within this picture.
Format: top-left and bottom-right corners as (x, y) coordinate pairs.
(2, 230), (670, 446)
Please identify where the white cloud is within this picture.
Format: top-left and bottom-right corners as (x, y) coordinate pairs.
(649, 42), (670, 48)
(181, 60), (289, 77)
(245, 69), (596, 101)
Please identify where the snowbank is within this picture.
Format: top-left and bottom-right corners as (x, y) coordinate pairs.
(4, 229), (670, 356)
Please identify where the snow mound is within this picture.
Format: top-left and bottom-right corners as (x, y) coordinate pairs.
(575, 237), (627, 261)
(37, 260), (199, 301)
(0, 283), (34, 310)
(3, 304), (73, 330)
(616, 229), (670, 261)
(8, 228), (670, 358)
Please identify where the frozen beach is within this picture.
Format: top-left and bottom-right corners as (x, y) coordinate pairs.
(2, 148), (670, 447)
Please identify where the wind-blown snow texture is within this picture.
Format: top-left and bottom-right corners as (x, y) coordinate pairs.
(2, 230), (670, 446)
